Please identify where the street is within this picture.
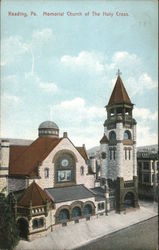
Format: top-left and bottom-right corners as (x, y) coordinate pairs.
(76, 216), (158, 250)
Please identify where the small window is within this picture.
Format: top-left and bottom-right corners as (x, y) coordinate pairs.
(80, 166), (84, 175)
(110, 149), (112, 160)
(110, 109), (115, 117)
(124, 130), (131, 140)
(143, 162), (149, 170)
(44, 168), (49, 178)
(138, 162), (142, 168)
(39, 218), (44, 227)
(143, 173), (150, 183)
(33, 219), (38, 229)
(125, 149), (127, 160)
(109, 131), (116, 141)
(101, 152), (106, 159)
(98, 202), (105, 211)
(113, 150), (116, 160)
(128, 150), (131, 160)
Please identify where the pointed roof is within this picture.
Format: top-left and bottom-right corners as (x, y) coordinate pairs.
(9, 137), (62, 177)
(100, 134), (109, 144)
(18, 181), (51, 207)
(108, 75), (132, 106)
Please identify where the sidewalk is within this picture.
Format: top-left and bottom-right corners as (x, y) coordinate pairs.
(16, 201), (158, 250)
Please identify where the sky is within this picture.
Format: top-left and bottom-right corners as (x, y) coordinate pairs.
(1, 0), (158, 149)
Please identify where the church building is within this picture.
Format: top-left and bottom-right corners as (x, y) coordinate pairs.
(0, 71), (139, 240)
(1, 121), (106, 240)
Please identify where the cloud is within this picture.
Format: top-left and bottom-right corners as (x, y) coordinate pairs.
(50, 97), (105, 148)
(2, 75), (19, 85)
(2, 93), (21, 104)
(134, 107), (158, 121)
(137, 125), (158, 146)
(32, 28), (53, 44)
(39, 82), (58, 93)
(1, 36), (28, 66)
(1, 28), (54, 67)
(126, 73), (157, 96)
(61, 51), (105, 74)
(109, 51), (141, 69)
(52, 97), (105, 124)
(24, 71), (58, 94)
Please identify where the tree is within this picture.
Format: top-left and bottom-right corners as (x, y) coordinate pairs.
(0, 193), (20, 250)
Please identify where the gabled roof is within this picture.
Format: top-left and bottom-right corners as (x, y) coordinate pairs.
(100, 134), (109, 144)
(18, 181), (51, 207)
(9, 137), (62, 177)
(9, 145), (29, 164)
(76, 146), (88, 161)
(45, 185), (94, 203)
(108, 75), (132, 106)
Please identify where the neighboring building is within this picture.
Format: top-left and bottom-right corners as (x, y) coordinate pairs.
(0, 138), (33, 192)
(137, 150), (158, 200)
(100, 71), (139, 212)
(0, 121), (107, 241)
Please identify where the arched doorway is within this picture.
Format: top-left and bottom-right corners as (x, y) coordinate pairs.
(83, 204), (93, 217)
(124, 192), (134, 208)
(72, 207), (81, 219)
(17, 218), (29, 240)
(59, 209), (70, 222)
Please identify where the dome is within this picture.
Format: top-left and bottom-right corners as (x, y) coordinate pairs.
(39, 121), (59, 130)
(38, 120), (59, 138)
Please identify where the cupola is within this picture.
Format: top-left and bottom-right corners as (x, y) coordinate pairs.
(38, 120), (59, 138)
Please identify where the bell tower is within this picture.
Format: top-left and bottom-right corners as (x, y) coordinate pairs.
(100, 70), (139, 212)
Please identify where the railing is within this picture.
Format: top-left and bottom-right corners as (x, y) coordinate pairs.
(124, 181), (134, 188)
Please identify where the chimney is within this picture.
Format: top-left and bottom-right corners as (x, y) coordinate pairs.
(63, 132), (68, 138)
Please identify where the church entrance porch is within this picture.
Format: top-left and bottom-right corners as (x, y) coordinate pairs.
(17, 217), (29, 240)
(124, 192), (134, 208)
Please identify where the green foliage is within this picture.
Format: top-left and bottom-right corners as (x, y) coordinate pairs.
(0, 193), (20, 250)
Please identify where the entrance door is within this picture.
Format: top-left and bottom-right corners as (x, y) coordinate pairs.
(17, 218), (29, 240)
(124, 192), (134, 208)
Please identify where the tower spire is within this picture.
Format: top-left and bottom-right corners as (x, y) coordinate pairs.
(116, 69), (122, 77)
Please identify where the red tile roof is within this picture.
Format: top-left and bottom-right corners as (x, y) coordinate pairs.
(76, 146), (88, 161)
(9, 137), (62, 177)
(17, 181), (51, 207)
(9, 145), (29, 164)
(108, 75), (132, 105)
(100, 134), (109, 144)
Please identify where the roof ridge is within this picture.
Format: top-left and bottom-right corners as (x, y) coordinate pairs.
(39, 137), (63, 162)
(34, 182), (46, 203)
(9, 138), (39, 166)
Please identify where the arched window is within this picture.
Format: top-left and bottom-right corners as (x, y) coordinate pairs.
(80, 166), (84, 175)
(33, 219), (38, 229)
(109, 131), (116, 141)
(83, 204), (93, 216)
(101, 152), (106, 159)
(72, 207), (81, 218)
(124, 130), (131, 140)
(59, 209), (70, 222)
(55, 152), (76, 184)
(44, 168), (49, 178)
(39, 218), (44, 227)
(124, 192), (134, 208)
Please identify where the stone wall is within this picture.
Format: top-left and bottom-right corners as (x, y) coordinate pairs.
(32, 138), (94, 189)
(101, 123), (136, 181)
(8, 177), (28, 193)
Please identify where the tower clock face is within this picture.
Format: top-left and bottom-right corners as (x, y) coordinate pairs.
(61, 159), (69, 167)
